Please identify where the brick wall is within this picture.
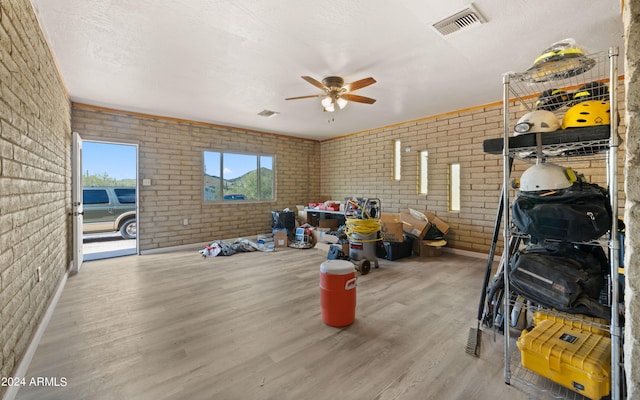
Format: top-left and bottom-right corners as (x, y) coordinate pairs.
(624, 1), (640, 394)
(1, 1), (629, 393)
(319, 80), (625, 254)
(0, 0), (71, 389)
(71, 106), (320, 252)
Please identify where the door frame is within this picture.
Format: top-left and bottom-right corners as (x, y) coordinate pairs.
(71, 132), (83, 274)
(74, 137), (140, 265)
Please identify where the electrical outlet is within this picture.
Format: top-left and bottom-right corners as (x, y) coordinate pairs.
(183, 218), (189, 226)
(36, 267), (41, 282)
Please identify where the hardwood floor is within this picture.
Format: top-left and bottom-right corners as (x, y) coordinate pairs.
(15, 246), (530, 400)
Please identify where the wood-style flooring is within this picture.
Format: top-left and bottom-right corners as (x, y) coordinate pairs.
(15, 246), (529, 400)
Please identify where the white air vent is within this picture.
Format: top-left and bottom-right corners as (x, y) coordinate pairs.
(432, 4), (486, 36)
(258, 109), (279, 118)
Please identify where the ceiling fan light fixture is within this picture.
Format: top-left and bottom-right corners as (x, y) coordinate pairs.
(324, 103), (335, 112)
(321, 93), (347, 112)
(321, 96), (333, 109)
(285, 75), (376, 112)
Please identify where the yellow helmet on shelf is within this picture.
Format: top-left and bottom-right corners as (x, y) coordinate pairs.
(561, 100), (610, 129)
(535, 89), (570, 111)
(532, 43), (585, 68)
(572, 81), (609, 103)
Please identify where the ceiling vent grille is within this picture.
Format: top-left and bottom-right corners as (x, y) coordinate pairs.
(432, 4), (486, 36)
(258, 109), (279, 118)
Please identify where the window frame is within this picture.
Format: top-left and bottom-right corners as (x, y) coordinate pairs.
(203, 150), (275, 202)
(449, 162), (461, 212)
(418, 150), (428, 195)
(393, 139), (401, 181)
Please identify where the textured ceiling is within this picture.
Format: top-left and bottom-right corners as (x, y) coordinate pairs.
(31, 1), (624, 140)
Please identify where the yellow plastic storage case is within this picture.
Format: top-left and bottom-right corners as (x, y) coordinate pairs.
(532, 310), (610, 337)
(516, 319), (611, 400)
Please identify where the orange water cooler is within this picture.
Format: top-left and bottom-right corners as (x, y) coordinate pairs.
(320, 260), (357, 327)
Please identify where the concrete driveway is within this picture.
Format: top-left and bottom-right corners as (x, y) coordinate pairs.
(83, 232), (136, 261)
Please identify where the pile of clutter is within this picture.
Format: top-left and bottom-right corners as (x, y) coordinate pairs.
(199, 238), (274, 257)
(271, 209), (321, 249)
(378, 208), (450, 260)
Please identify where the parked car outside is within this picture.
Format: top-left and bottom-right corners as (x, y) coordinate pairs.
(83, 186), (136, 239)
(223, 193), (246, 200)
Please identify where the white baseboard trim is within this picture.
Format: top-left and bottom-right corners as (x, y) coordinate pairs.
(140, 241), (209, 255)
(2, 265), (70, 400)
(441, 246), (492, 260)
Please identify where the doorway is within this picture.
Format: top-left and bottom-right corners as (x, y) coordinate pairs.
(81, 141), (138, 261)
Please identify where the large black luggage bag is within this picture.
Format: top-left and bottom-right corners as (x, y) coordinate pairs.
(509, 244), (610, 320)
(512, 181), (611, 242)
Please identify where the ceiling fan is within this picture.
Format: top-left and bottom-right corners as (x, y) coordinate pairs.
(285, 76), (376, 112)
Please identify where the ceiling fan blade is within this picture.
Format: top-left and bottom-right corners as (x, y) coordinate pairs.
(301, 76), (327, 91)
(341, 93), (376, 104)
(344, 77), (376, 92)
(285, 94), (324, 100)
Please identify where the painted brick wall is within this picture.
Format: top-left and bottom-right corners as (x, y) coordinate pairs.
(0, 1), (71, 389)
(319, 81), (625, 254)
(71, 106), (320, 252)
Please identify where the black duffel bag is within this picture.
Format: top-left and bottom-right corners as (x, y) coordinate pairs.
(509, 243), (610, 320)
(512, 181), (611, 242)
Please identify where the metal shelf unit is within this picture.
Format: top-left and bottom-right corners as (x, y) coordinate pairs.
(500, 48), (622, 399)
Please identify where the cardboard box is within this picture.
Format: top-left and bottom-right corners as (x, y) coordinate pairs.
(319, 219), (340, 230)
(314, 241), (349, 255)
(380, 213), (404, 243)
(412, 239), (446, 257)
(274, 231), (288, 248)
(314, 229), (340, 244)
(306, 211), (320, 227)
(401, 212), (430, 239)
(423, 210), (450, 236)
(341, 242), (349, 254)
(400, 210), (450, 239)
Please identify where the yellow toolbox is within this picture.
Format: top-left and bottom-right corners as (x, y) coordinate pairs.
(516, 319), (611, 400)
(532, 310), (610, 337)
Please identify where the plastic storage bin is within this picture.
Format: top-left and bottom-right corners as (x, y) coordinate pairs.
(532, 310), (609, 337)
(383, 239), (413, 261)
(319, 260), (357, 327)
(516, 319), (611, 400)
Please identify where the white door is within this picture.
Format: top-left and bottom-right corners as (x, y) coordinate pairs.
(71, 132), (83, 274)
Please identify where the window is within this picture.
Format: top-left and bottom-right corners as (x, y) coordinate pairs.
(114, 188), (136, 204)
(419, 150), (428, 195)
(394, 140), (401, 181)
(203, 151), (274, 201)
(83, 189), (109, 204)
(449, 163), (461, 212)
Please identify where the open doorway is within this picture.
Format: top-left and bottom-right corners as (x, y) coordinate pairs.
(82, 141), (138, 261)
